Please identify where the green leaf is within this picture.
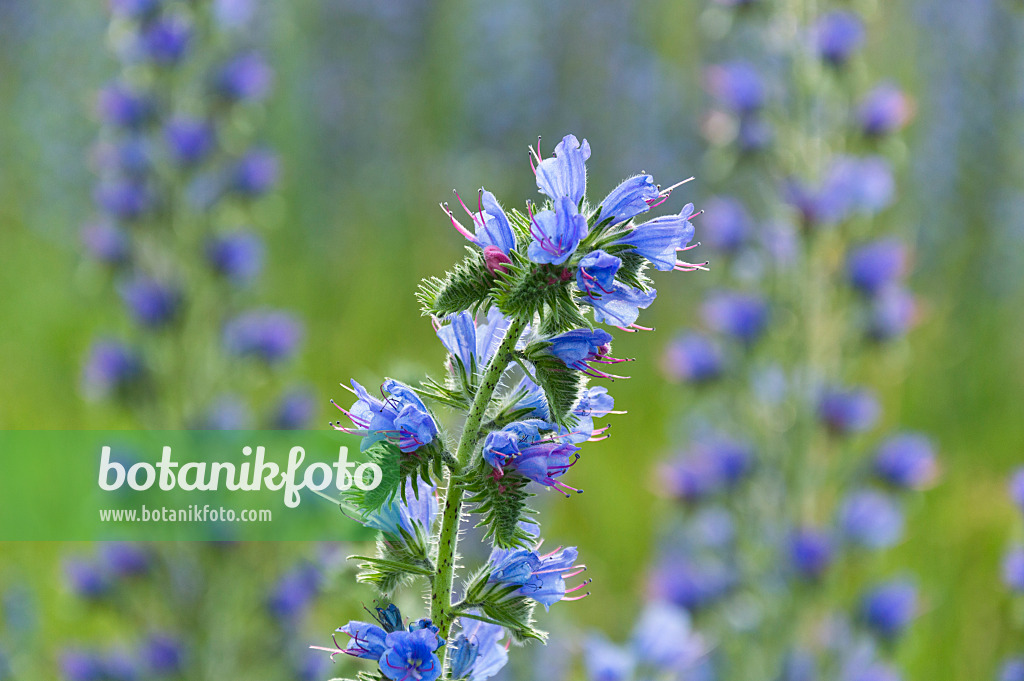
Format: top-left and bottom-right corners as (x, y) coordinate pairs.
(417, 247), (495, 317)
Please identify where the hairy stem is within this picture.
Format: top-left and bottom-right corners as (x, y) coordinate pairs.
(431, 317), (527, 660)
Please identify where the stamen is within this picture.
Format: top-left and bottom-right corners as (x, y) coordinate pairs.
(659, 177), (695, 196)
(441, 202), (478, 242)
(454, 189), (485, 228)
(563, 592), (591, 601)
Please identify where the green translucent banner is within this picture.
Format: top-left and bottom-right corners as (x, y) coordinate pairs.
(0, 430), (378, 541)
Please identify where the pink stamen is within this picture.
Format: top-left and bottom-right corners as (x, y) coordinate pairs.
(565, 580), (592, 593)
(677, 241), (701, 252)
(563, 567), (588, 579)
(454, 189), (485, 228)
(674, 260), (711, 272)
(563, 592), (591, 602)
(441, 202), (478, 242)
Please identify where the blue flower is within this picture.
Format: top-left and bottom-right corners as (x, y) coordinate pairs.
(615, 203), (699, 272)
(141, 635), (183, 676)
(701, 290), (769, 345)
(270, 388), (316, 429)
(839, 490), (904, 549)
(222, 310), (303, 363)
(661, 453), (720, 504)
(527, 196), (588, 265)
(545, 328), (613, 371)
(109, 0), (161, 20)
(268, 562), (320, 619)
(631, 601), (704, 671)
(230, 148), (279, 196)
(576, 251), (657, 329)
(81, 221), (130, 265)
(1000, 657), (1024, 681)
(481, 422), (581, 495)
(818, 386), (880, 435)
(93, 137), (150, 176)
(197, 395), (251, 429)
(442, 189), (517, 265)
(867, 287), (916, 342)
(215, 51), (273, 103)
(560, 386), (616, 443)
(847, 239), (908, 296)
(118, 277), (181, 328)
(787, 528), (835, 580)
(843, 663), (901, 681)
(778, 650), (818, 681)
(165, 116), (215, 166)
(662, 333), (724, 383)
(648, 553), (736, 610)
(436, 307), (512, 375)
(487, 539), (586, 609)
(206, 231), (265, 284)
(138, 15), (192, 65)
(333, 379), (439, 453)
(380, 628), (444, 681)
(815, 11), (865, 66)
(1004, 547), (1024, 592)
(334, 620), (389, 661)
(360, 477), (437, 539)
(95, 179), (153, 221)
(535, 134), (590, 204)
(63, 558), (111, 599)
(858, 84), (914, 137)
(705, 61), (765, 113)
(861, 580), (918, 639)
(60, 650), (105, 681)
(872, 433), (938, 489)
(584, 636), (634, 681)
(99, 542), (150, 577)
(701, 196), (751, 253)
(1011, 467), (1024, 515)
(786, 156), (894, 226)
(661, 437), (753, 502)
(450, 614), (508, 681)
(598, 174), (660, 226)
(97, 82), (153, 129)
(81, 339), (143, 399)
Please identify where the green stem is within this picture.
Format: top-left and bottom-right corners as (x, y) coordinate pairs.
(431, 317), (527, 660)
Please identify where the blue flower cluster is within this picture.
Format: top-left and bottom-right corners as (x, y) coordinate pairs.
(644, 2), (936, 680)
(80, 0), (309, 429)
(1000, 466), (1024, 681)
(319, 133), (700, 679)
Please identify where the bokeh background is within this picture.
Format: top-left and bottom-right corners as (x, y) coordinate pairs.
(1, 0), (1023, 679)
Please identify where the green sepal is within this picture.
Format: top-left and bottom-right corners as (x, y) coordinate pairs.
(417, 376), (471, 412)
(520, 346), (584, 428)
(354, 532), (433, 597)
(464, 461), (536, 549)
(460, 598), (546, 644)
(416, 247), (495, 317)
(344, 441), (441, 515)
